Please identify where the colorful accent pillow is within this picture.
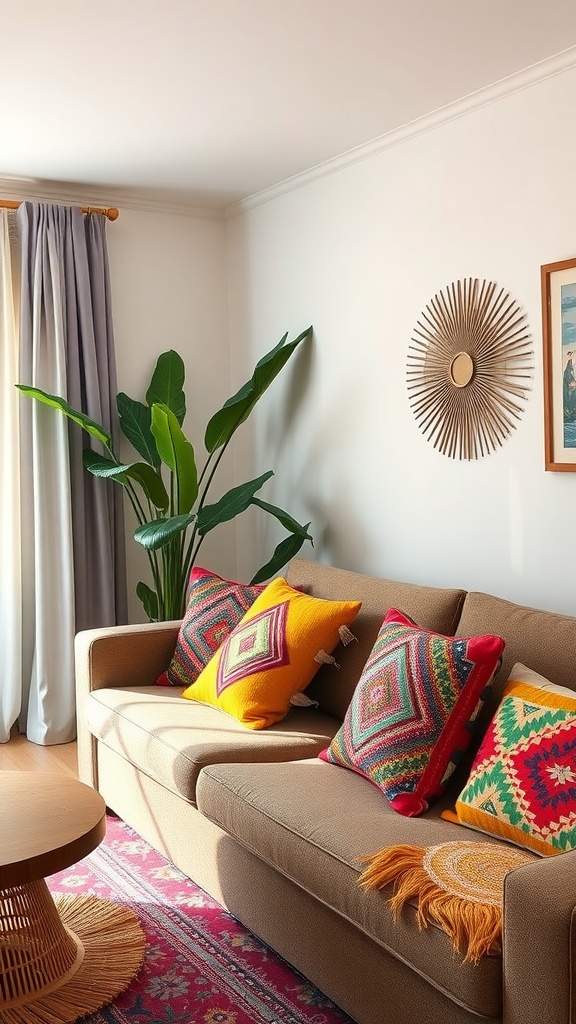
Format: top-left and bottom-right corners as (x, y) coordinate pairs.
(319, 608), (504, 816)
(442, 663), (576, 856)
(157, 567), (265, 687)
(181, 576), (362, 729)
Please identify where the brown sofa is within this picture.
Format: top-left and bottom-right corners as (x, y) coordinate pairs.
(75, 558), (576, 1024)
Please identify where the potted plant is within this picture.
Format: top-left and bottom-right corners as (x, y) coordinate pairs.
(17, 327), (313, 621)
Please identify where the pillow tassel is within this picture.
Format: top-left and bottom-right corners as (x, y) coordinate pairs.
(289, 692), (319, 708)
(357, 843), (504, 964)
(338, 624), (357, 646)
(314, 649), (340, 668)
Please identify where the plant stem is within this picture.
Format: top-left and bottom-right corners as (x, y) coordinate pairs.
(197, 443), (229, 510)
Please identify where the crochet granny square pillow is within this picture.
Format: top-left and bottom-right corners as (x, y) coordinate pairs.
(320, 608), (504, 816)
(157, 567), (265, 687)
(442, 663), (576, 855)
(182, 576), (362, 729)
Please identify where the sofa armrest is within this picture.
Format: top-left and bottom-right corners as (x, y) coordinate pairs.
(503, 849), (576, 1023)
(75, 620), (181, 692)
(74, 620), (181, 788)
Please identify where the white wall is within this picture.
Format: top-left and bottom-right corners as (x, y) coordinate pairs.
(107, 208), (234, 621)
(226, 64), (576, 616)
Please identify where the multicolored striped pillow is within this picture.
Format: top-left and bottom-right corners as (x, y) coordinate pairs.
(157, 567), (265, 687)
(320, 608), (504, 816)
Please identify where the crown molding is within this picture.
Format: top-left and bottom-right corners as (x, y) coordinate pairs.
(0, 176), (227, 220)
(226, 45), (576, 219)
(3, 44), (576, 224)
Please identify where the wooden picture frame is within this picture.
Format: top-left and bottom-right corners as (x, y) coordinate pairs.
(542, 257), (576, 471)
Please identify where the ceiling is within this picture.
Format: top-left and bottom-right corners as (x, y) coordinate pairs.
(2, 0), (576, 211)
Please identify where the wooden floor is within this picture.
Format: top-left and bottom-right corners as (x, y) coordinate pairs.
(0, 735), (79, 778)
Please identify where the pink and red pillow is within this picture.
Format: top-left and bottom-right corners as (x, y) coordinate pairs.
(157, 567), (265, 687)
(320, 608), (504, 816)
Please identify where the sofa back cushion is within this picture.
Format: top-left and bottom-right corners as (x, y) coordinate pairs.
(284, 558), (466, 721)
(455, 591), (576, 769)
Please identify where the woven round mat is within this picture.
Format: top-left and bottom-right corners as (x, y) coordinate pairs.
(422, 840), (533, 906)
(358, 838), (537, 962)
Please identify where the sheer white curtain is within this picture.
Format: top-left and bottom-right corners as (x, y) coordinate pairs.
(0, 211), (22, 743)
(18, 205), (77, 744)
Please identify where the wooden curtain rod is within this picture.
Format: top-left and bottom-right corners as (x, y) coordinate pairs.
(0, 198), (119, 221)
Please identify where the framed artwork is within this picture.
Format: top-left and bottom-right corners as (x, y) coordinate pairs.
(542, 257), (576, 471)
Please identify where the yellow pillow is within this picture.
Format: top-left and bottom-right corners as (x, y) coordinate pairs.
(182, 576), (361, 729)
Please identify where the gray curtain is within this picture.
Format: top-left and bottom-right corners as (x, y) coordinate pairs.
(63, 209), (128, 632)
(16, 202), (127, 743)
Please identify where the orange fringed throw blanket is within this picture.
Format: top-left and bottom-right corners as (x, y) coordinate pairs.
(357, 840), (536, 964)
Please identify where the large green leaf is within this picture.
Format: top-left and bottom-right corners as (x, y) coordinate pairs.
(250, 532), (310, 585)
(203, 340), (288, 455)
(136, 581), (159, 622)
(250, 497), (313, 542)
(146, 350), (186, 425)
(16, 385), (111, 449)
(197, 471), (273, 536)
(117, 393), (160, 468)
(82, 450), (121, 477)
(125, 464), (170, 511)
(83, 450), (169, 510)
(204, 326), (312, 453)
(134, 513), (195, 550)
(151, 404), (198, 514)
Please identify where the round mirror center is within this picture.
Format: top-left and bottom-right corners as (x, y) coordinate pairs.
(449, 351), (474, 388)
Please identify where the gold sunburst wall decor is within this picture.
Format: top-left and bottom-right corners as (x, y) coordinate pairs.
(406, 278), (533, 460)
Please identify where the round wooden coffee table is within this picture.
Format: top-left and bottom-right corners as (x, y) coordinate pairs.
(0, 771), (145, 1022)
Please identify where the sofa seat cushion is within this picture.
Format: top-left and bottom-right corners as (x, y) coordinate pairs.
(196, 758), (503, 1018)
(85, 686), (340, 806)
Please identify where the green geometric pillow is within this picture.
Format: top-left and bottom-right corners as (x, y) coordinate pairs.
(443, 664), (576, 856)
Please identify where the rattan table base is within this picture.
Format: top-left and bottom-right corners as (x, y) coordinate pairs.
(0, 773), (144, 1022)
(0, 880), (145, 1023)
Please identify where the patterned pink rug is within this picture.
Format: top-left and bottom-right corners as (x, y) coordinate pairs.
(47, 814), (356, 1024)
